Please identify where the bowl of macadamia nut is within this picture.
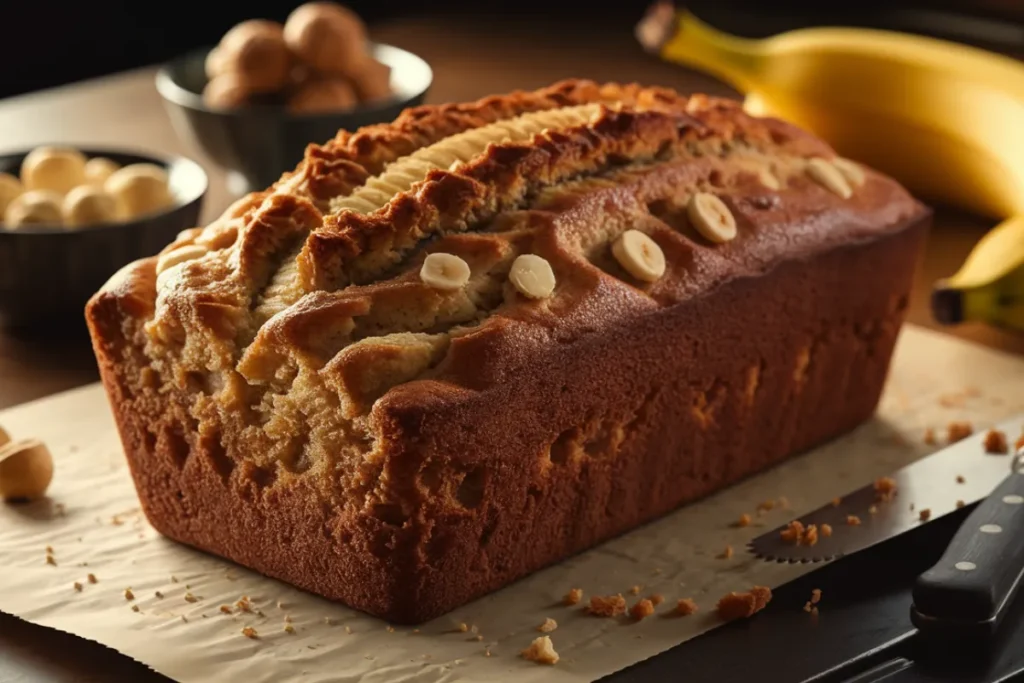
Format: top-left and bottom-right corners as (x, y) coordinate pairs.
(156, 1), (432, 193)
(0, 145), (206, 331)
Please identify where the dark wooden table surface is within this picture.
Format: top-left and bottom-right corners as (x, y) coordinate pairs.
(1, 14), (1023, 683)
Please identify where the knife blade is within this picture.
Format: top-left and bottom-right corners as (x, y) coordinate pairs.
(748, 415), (1024, 563)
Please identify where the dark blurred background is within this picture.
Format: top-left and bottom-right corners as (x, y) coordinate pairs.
(4, 0), (1024, 99)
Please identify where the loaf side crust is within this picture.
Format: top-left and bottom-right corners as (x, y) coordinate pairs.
(87, 80), (931, 623)
(90, 220), (928, 623)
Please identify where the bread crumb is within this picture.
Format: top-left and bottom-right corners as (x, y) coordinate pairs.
(868, 505), (878, 515)
(757, 500), (775, 514)
(284, 624), (295, 634)
(811, 589), (822, 605)
(874, 476), (898, 502)
(73, 582), (83, 592)
(87, 573), (97, 584)
(284, 614), (292, 623)
(923, 428), (936, 445)
(457, 622), (469, 632)
(521, 635), (559, 665)
(919, 508), (931, 522)
(947, 421), (973, 444)
(180, 615), (187, 623)
(171, 575), (178, 583)
(780, 520), (818, 546)
(484, 648), (492, 657)
(184, 592), (199, 603)
(735, 513), (752, 527)
(411, 628), (418, 633)
(235, 596), (252, 613)
(324, 617), (334, 625)
(469, 634), (484, 641)
(846, 515), (861, 526)
(956, 475), (965, 484)
(820, 523), (833, 537)
(778, 496), (790, 510)
(831, 497), (841, 507)
(780, 520), (804, 544)
(675, 598), (699, 616)
(345, 625), (352, 634)
(386, 625), (395, 633)
(241, 627), (258, 639)
(956, 500), (965, 508)
(276, 600), (284, 610)
(649, 594), (664, 606)
(587, 594), (627, 617)
(131, 605), (140, 613)
(124, 588), (135, 601)
(984, 429), (1009, 454)
(630, 598), (655, 621)
(939, 393), (966, 408)
(563, 588), (583, 606)
(629, 585), (641, 595)
(46, 555), (57, 566)
(718, 545), (734, 559)
(219, 605), (232, 614)
(803, 602), (819, 615)
(537, 617), (558, 633)
(716, 586), (772, 621)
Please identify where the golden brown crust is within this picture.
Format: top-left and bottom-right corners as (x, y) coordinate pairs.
(86, 79), (931, 623)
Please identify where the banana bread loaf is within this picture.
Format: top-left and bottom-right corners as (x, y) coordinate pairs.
(86, 80), (930, 624)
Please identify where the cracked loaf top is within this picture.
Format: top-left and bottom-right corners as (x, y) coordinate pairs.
(92, 79), (926, 492)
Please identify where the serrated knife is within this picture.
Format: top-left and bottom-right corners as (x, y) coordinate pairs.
(750, 415), (1024, 646)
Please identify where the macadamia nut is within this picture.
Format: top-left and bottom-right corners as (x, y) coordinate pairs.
(105, 163), (172, 219)
(21, 146), (87, 194)
(0, 172), (23, 218)
(5, 190), (64, 227)
(63, 185), (118, 227)
(84, 157), (120, 186)
(0, 439), (54, 502)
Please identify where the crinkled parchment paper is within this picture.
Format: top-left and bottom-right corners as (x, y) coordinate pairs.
(2, 325), (1023, 683)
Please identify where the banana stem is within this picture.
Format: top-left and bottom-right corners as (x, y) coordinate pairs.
(659, 11), (765, 93)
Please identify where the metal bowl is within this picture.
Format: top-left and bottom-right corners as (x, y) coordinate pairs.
(156, 43), (433, 194)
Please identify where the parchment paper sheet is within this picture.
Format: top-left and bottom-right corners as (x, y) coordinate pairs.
(2, 325), (1023, 683)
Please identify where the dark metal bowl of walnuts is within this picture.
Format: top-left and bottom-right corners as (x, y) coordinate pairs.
(155, 2), (432, 194)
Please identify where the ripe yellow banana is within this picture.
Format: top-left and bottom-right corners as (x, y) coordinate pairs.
(637, 3), (1024, 333)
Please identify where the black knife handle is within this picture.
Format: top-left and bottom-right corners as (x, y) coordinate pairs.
(911, 451), (1024, 638)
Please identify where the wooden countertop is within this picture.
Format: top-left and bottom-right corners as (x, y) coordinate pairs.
(1, 13), (1022, 683)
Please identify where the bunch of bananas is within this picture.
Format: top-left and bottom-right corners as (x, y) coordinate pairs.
(637, 2), (1024, 333)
